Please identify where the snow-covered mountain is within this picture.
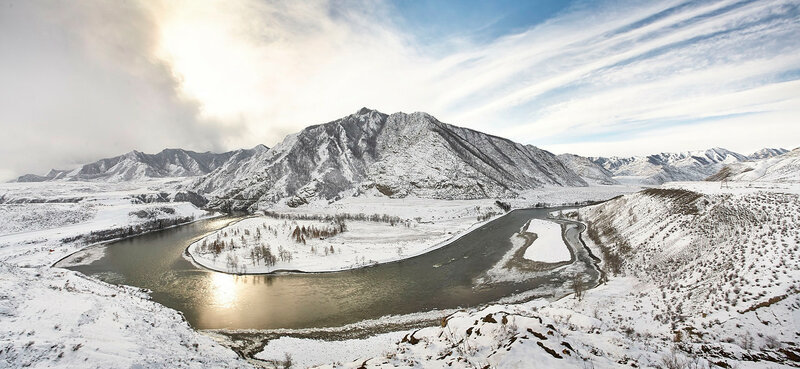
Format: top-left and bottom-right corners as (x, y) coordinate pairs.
(709, 147), (800, 182)
(556, 153), (619, 185)
(16, 147), (265, 182)
(193, 108), (587, 211)
(748, 147), (789, 160)
(590, 148), (748, 185)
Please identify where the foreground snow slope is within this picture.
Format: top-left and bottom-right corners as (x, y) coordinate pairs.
(0, 180), (252, 368)
(573, 182), (800, 361)
(0, 263), (249, 369)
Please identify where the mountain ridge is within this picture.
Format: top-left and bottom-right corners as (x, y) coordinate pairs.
(589, 147), (750, 185)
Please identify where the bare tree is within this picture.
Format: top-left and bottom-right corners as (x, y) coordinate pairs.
(572, 274), (586, 301)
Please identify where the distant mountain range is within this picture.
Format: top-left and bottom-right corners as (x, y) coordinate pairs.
(16, 147), (267, 182)
(588, 148), (750, 185)
(584, 147), (792, 185)
(13, 108), (794, 210)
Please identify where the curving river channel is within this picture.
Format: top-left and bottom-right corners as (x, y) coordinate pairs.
(58, 208), (600, 331)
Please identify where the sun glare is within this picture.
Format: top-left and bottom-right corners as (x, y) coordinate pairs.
(209, 272), (238, 309)
(155, 2), (266, 124)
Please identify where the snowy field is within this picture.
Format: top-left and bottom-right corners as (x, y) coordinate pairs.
(522, 219), (571, 263)
(511, 184), (640, 207)
(256, 331), (408, 368)
(188, 199), (503, 273)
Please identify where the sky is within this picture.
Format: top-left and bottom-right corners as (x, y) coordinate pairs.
(1, 0), (798, 181)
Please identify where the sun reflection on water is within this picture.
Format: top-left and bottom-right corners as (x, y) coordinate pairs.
(210, 272), (238, 309)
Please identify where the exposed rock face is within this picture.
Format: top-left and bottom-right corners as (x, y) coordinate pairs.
(556, 154), (619, 185)
(194, 108), (587, 211)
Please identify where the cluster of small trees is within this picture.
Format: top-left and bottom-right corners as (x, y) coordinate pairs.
(477, 211), (499, 222)
(199, 236), (234, 256)
(262, 211), (408, 227)
(249, 244), (277, 266)
(495, 200), (511, 212)
(290, 221), (347, 244)
(278, 245), (293, 262)
(75, 215), (196, 244)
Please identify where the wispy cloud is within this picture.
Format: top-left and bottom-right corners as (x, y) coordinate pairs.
(428, 0), (800, 155)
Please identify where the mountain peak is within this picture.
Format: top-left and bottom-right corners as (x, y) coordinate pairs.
(749, 147), (789, 160)
(356, 107), (379, 115)
(194, 109), (586, 210)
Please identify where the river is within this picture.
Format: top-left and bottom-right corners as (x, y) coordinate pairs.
(59, 208), (599, 331)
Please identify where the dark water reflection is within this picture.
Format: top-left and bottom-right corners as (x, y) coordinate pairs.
(61, 208), (598, 330)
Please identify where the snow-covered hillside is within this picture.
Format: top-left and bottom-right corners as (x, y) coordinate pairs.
(591, 147), (747, 185)
(573, 183), (800, 362)
(298, 182), (800, 368)
(15, 147), (265, 182)
(192, 108), (588, 211)
(709, 148), (800, 182)
(0, 263), (248, 369)
(0, 179), (256, 368)
(557, 154), (619, 185)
